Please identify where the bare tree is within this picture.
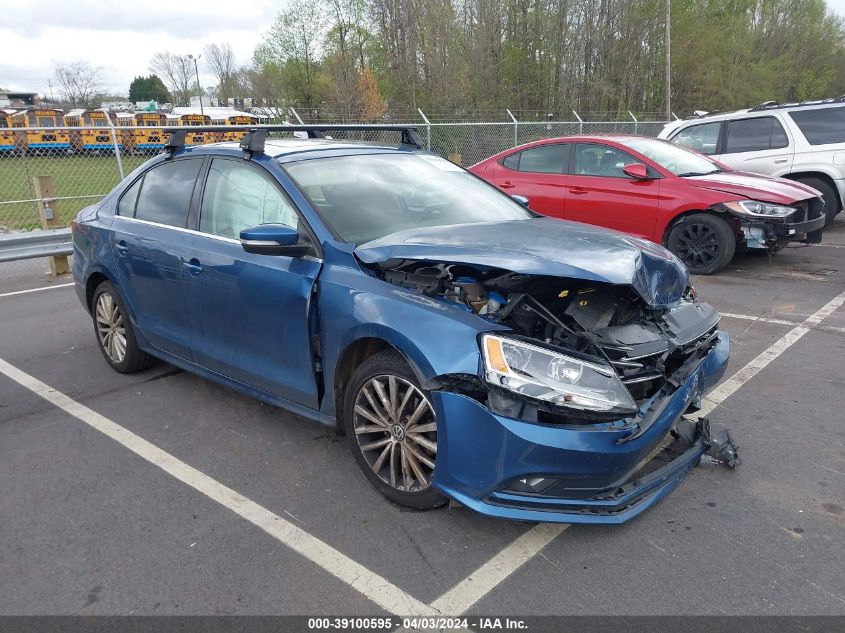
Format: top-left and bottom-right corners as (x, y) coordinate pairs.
(204, 43), (237, 101)
(149, 51), (194, 106)
(53, 61), (104, 107)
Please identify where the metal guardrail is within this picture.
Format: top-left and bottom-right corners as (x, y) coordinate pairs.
(0, 228), (73, 263)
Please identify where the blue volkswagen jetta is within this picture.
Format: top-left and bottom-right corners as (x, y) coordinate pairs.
(72, 125), (738, 524)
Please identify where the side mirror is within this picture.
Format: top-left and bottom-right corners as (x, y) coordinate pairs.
(622, 163), (650, 180)
(240, 224), (310, 257)
(511, 194), (530, 208)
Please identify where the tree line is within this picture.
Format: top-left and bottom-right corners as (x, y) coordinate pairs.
(54, 0), (845, 121)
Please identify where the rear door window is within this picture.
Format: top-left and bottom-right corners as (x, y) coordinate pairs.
(788, 107), (845, 145)
(134, 159), (202, 227)
(724, 116), (789, 153)
(513, 144), (568, 173)
(672, 122), (722, 154)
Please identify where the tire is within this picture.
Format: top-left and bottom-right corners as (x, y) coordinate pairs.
(91, 281), (154, 374)
(795, 176), (839, 226)
(343, 349), (447, 510)
(666, 213), (736, 275)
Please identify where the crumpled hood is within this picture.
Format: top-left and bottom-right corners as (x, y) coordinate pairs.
(685, 171), (820, 204)
(355, 217), (690, 308)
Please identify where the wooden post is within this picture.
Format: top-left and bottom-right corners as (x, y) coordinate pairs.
(32, 175), (70, 276)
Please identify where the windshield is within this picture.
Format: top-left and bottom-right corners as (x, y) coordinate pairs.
(284, 153), (534, 243)
(618, 137), (721, 177)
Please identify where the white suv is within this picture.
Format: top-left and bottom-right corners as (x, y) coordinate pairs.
(659, 100), (845, 225)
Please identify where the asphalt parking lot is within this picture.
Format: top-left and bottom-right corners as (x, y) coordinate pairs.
(1, 224), (844, 619)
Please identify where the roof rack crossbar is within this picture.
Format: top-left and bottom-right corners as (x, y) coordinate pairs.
(747, 96), (845, 112)
(163, 124), (424, 157)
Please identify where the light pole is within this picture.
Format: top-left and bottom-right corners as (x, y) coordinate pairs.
(188, 54), (203, 115)
(665, 0), (671, 122)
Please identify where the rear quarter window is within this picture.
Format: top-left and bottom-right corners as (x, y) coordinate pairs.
(502, 153), (520, 170)
(788, 107), (845, 145)
(117, 178), (142, 216)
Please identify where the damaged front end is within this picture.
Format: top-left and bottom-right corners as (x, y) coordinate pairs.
(714, 197), (825, 252)
(363, 253), (738, 523)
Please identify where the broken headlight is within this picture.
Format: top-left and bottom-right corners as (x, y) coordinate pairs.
(481, 334), (638, 414)
(723, 200), (796, 219)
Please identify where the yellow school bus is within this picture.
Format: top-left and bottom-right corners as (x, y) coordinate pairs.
(11, 108), (71, 153)
(173, 113), (212, 145)
(210, 114), (258, 142)
(64, 109), (119, 153)
(123, 112), (167, 154)
(0, 110), (16, 154)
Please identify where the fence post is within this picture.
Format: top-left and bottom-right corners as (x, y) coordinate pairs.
(417, 108), (431, 151)
(33, 175), (70, 276)
(628, 110), (638, 134)
(671, 111), (680, 121)
(572, 110), (583, 134)
(506, 109), (518, 147)
(106, 114), (125, 181)
(289, 107), (305, 125)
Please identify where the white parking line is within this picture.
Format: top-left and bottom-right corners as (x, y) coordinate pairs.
(0, 357), (435, 617)
(720, 312), (798, 327)
(722, 311), (845, 334)
(698, 289), (845, 418)
(0, 283), (74, 298)
(429, 523), (568, 615)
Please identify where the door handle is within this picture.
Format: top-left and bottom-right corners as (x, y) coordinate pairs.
(500, 181), (516, 189)
(182, 258), (203, 275)
(569, 187), (589, 195)
(774, 158), (788, 164)
(115, 240), (128, 255)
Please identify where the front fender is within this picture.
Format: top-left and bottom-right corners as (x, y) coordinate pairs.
(317, 263), (507, 418)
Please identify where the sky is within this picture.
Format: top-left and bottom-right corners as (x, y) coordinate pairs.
(0, 0), (280, 98)
(2, 0), (845, 99)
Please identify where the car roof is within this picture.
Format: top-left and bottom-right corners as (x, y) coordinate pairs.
(492, 134), (663, 154)
(515, 134), (662, 145)
(673, 100), (845, 127)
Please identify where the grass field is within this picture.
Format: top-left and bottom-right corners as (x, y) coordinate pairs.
(0, 154), (149, 231)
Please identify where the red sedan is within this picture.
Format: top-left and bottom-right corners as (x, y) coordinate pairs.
(469, 136), (825, 274)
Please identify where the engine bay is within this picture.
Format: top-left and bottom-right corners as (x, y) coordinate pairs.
(370, 258), (721, 421)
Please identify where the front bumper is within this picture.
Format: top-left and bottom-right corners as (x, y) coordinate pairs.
(431, 332), (731, 524)
(738, 198), (825, 249)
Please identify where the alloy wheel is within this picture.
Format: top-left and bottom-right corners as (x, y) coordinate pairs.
(352, 375), (437, 492)
(95, 292), (127, 364)
(674, 223), (720, 269)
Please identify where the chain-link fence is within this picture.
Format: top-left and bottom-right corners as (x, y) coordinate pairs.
(0, 117), (668, 236)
